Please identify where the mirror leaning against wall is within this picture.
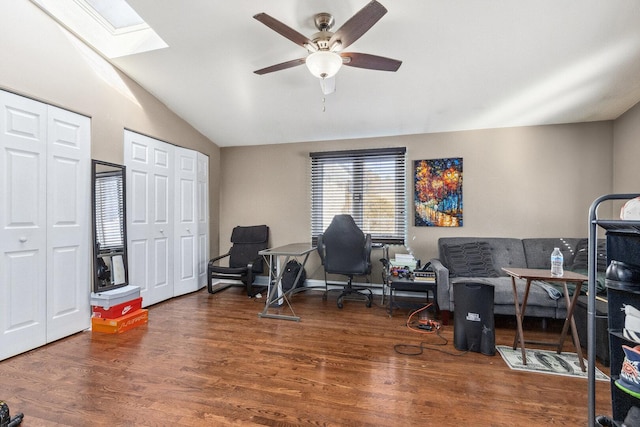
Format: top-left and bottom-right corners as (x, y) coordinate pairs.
(91, 160), (128, 293)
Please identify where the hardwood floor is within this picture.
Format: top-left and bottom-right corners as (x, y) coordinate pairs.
(0, 287), (612, 426)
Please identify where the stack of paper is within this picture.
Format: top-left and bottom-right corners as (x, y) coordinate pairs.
(391, 253), (417, 270)
(394, 253), (415, 263)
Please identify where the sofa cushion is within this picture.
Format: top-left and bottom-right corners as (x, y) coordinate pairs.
(441, 241), (500, 278)
(571, 238), (607, 271)
(438, 237), (527, 277)
(522, 238), (584, 270)
(449, 276), (567, 308)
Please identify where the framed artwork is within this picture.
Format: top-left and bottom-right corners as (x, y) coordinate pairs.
(414, 157), (463, 227)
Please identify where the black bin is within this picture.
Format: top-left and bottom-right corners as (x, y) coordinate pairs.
(453, 282), (495, 355)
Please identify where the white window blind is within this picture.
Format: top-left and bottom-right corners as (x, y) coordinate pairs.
(94, 171), (124, 252)
(310, 147), (407, 244)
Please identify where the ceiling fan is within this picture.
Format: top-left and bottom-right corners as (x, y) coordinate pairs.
(253, 0), (402, 95)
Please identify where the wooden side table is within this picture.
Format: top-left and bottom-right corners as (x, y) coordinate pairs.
(502, 267), (587, 371)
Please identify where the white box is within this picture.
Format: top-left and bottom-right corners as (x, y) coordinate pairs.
(395, 253), (415, 262)
(90, 285), (141, 309)
(390, 259), (418, 271)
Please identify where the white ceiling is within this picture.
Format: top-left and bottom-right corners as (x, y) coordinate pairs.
(106, 1), (640, 147)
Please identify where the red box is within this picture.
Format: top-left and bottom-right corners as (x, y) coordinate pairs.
(92, 297), (142, 319)
(91, 308), (148, 334)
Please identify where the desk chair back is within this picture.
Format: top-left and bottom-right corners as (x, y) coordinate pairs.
(317, 215), (372, 308)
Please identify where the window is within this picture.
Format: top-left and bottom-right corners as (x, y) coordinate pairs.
(310, 147), (407, 244)
(94, 171), (125, 252)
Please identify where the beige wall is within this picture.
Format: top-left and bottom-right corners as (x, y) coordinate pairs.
(220, 121), (614, 281)
(613, 101), (640, 193)
(0, 1), (221, 257)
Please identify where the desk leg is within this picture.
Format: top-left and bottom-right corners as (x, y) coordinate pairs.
(557, 282), (586, 372)
(258, 254), (300, 322)
(511, 277), (529, 364)
(261, 254), (277, 310)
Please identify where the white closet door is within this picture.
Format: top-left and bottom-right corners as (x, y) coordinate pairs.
(197, 152), (209, 289)
(0, 91), (48, 360)
(46, 106), (90, 341)
(173, 146), (198, 296)
(125, 131), (174, 306)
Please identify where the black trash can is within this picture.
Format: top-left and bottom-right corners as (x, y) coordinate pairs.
(453, 282), (496, 356)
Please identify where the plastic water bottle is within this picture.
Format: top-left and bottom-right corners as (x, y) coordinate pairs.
(551, 247), (563, 277)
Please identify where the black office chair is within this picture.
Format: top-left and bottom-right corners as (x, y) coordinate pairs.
(208, 225), (269, 297)
(317, 214), (373, 308)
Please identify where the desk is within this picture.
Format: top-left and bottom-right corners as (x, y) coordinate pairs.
(258, 243), (316, 321)
(387, 277), (438, 318)
(502, 267), (587, 371)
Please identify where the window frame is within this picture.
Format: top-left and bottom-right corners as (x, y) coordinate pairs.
(310, 147), (407, 245)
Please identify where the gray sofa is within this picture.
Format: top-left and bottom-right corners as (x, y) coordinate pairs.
(430, 237), (605, 320)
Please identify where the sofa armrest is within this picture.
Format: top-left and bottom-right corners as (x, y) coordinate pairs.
(429, 258), (452, 312)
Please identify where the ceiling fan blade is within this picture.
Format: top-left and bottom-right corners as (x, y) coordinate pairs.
(254, 58), (306, 75)
(341, 52), (402, 72)
(320, 77), (336, 95)
(328, 0), (387, 51)
(254, 13), (314, 49)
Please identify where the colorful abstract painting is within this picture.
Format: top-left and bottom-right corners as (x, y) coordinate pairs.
(414, 158), (463, 227)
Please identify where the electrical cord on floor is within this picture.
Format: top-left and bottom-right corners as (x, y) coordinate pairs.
(393, 305), (470, 356)
(405, 303), (440, 334)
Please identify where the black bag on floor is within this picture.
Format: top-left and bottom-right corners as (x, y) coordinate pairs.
(281, 260), (306, 292)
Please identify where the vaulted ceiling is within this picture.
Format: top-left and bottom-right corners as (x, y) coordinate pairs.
(68, 1), (640, 146)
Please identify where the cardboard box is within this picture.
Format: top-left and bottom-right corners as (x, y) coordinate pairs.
(92, 297), (142, 319)
(91, 308), (148, 334)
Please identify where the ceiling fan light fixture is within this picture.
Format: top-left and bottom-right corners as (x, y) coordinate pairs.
(305, 51), (343, 79)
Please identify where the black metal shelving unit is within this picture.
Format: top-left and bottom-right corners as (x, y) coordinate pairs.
(588, 194), (640, 426)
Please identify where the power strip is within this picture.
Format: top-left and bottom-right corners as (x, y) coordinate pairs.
(417, 319), (440, 331)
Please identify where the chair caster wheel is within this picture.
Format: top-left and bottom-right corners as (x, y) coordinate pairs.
(337, 299), (344, 309)
(366, 299), (372, 308)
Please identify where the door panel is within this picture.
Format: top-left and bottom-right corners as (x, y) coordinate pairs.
(0, 91), (48, 360)
(128, 169), (150, 295)
(129, 238), (148, 294)
(196, 153), (209, 288)
(153, 236), (170, 289)
(174, 147), (197, 296)
(125, 131), (173, 306)
(151, 144), (173, 303)
(125, 133), (152, 303)
(46, 106), (90, 341)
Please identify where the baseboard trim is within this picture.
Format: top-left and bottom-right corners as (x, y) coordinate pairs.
(212, 277), (430, 300)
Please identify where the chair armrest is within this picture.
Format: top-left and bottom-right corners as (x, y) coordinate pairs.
(429, 258), (452, 312)
(246, 260), (255, 285)
(209, 252), (230, 265)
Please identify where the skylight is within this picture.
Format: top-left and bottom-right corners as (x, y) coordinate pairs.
(84, 0), (145, 30)
(31, 0), (168, 58)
